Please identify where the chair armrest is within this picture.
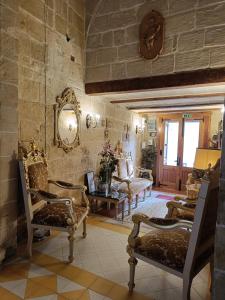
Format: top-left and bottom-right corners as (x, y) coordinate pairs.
(132, 213), (193, 230)
(135, 167), (153, 181)
(166, 201), (195, 213)
(48, 180), (89, 208)
(28, 188), (73, 205)
(127, 213), (192, 250)
(28, 188), (75, 225)
(48, 180), (87, 191)
(112, 176), (131, 184)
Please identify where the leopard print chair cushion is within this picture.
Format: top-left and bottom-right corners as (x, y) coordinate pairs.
(135, 229), (190, 271)
(28, 162), (48, 204)
(32, 203), (88, 227)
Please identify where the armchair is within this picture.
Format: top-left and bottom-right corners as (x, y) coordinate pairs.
(112, 157), (153, 213)
(127, 162), (219, 300)
(19, 142), (89, 263)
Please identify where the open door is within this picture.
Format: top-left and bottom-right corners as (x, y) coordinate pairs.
(158, 112), (210, 191)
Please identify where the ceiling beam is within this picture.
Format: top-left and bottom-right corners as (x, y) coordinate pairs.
(85, 67), (225, 94)
(127, 102), (224, 110)
(110, 92), (225, 104)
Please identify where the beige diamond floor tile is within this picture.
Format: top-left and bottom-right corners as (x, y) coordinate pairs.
(28, 263), (53, 278)
(57, 275), (84, 293)
(0, 278), (27, 298)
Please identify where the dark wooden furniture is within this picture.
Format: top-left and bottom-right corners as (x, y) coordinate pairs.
(88, 191), (127, 221)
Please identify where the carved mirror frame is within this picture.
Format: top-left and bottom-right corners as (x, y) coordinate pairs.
(54, 87), (81, 152)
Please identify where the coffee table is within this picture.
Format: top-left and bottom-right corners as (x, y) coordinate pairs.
(87, 191), (127, 221)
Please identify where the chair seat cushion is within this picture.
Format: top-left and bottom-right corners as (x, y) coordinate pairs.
(118, 178), (152, 194)
(28, 162), (48, 204)
(32, 203), (88, 228)
(134, 229), (190, 271)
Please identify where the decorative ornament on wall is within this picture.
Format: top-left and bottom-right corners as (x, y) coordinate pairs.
(54, 87), (81, 153)
(139, 10), (164, 60)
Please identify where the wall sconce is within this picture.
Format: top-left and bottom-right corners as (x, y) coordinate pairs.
(86, 113), (100, 129)
(135, 118), (145, 134)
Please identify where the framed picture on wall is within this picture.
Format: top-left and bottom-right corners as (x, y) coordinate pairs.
(148, 119), (157, 132)
(85, 171), (96, 194)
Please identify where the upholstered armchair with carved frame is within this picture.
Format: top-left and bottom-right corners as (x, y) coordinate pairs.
(19, 142), (89, 263)
(127, 163), (219, 300)
(112, 156), (153, 213)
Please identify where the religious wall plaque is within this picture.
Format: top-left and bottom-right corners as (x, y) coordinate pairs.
(139, 10), (164, 60)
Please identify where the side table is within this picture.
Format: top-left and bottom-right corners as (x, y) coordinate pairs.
(87, 191), (128, 221)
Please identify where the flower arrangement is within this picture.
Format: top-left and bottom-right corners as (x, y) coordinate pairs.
(98, 141), (118, 183)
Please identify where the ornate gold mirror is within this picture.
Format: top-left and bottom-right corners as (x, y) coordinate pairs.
(54, 87), (81, 152)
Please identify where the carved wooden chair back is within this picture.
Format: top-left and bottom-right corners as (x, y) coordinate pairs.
(184, 161), (220, 278)
(19, 142), (48, 226)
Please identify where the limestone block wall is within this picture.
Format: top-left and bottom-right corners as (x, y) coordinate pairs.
(86, 0), (225, 82)
(18, 0), (140, 189)
(0, 0), (19, 260)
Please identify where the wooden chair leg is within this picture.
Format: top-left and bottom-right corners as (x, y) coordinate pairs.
(135, 194), (138, 208)
(27, 227), (33, 258)
(68, 228), (75, 263)
(183, 278), (192, 300)
(128, 257), (138, 293)
(83, 217), (87, 238)
(143, 189), (146, 200)
(210, 256), (214, 292)
(149, 186), (152, 196)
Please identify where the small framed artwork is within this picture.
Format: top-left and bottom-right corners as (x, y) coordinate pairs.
(148, 119), (157, 132)
(85, 171), (96, 194)
(149, 131), (157, 137)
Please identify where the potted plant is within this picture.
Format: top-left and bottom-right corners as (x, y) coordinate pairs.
(98, 141), (118, 194)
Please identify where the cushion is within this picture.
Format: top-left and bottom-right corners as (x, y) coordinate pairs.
(134, 229), (190, 271)
(118, 178), (152, 194)
(117, 159), (128, 179)
(32, 203), (88, 227)
(28, 162), (48, 204)
(127, 160), (134, 177)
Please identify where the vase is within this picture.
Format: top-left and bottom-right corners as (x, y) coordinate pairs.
(99, 167), (112, 195)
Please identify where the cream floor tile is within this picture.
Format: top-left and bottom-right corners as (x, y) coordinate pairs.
(0, 278), (27, 298)
(149, 287), (203, 300)
(57, 275), (84, 293)
(28, 263), (53, 278)
(30, 221), (210, 300)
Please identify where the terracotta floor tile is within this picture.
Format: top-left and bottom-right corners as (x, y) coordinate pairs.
(31, 274), (57, 292)
(0, 286), (22, 300)
(25, 278), (54, 298)
(89, 277), (115, 296)
(58, 288), (86, 300)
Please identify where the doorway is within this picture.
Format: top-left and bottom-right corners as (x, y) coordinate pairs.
(158, 112), (210, 191)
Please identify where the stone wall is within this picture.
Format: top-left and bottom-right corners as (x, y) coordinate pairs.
(17, 0), (140, 185)
(14, 0), (140, 246)
(0, 0), (19, 261)
(86, 0), (225, 82)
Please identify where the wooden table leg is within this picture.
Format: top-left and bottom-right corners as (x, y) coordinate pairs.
(122, 200), (124, 222)
(107, 201), (110, 210)
(115, 203), (119, 220)
(128, 199), (131, 215)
